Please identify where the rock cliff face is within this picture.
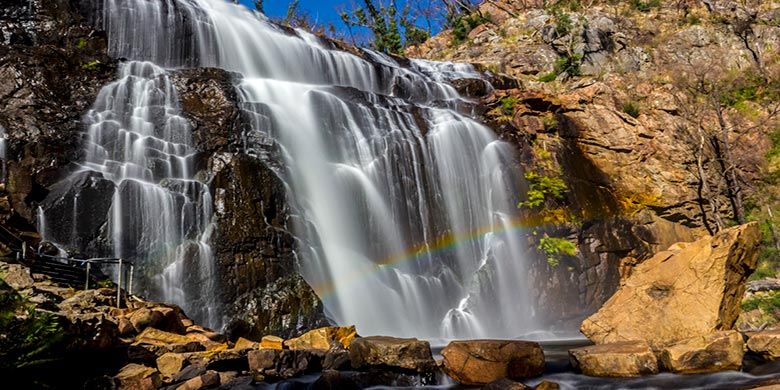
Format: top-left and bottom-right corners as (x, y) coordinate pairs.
(0, 1), (326, 338)
(411, 0), (780, 326)
(170, 69), (328, 339)
(0, 0), (116, 237)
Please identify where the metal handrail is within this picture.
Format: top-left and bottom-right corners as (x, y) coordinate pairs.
(33, 253), (135, 308)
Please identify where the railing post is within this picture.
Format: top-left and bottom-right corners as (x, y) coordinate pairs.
(128, 265), (134, 297)
(85, 262), (91, 290)
(117, 258), (123, 309)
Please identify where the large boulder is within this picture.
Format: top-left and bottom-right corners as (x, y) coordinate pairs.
(659, 331), (745, 373)
(569, 341), (659, 377)
(285, 326), (357, 351)
(247, 348), (326, 381)
(132, 328), (211, 355)
(114, 364), (162, 390)
(349, 336), (436, 373)
(441, 340), (545, 385)
(176, 370), (220, 390)
(157, 348), (249, 379)
(157, 352), (191, 380)
(747, 330), (780, 360)
(581, 223), (761, 350)
(0, 262), (34, 290)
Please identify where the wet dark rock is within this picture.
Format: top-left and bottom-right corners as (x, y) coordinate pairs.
(40, 170), (114, 255)
(209, 153), (327, 340)
(322, 350), (351, 371)
(0, 0), (117, 235)
(312, 370), (361, 390)
(172, 364), (208, 384)
(248, 348), (325, 381)
(171, 68), (244, 155)
(451, 78), (492, 97)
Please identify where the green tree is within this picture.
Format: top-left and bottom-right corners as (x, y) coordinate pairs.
(340, 0), (438, 55)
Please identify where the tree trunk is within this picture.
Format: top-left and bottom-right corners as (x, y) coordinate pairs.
(714, 105), (746, 224)
(696, 134), (724, 233)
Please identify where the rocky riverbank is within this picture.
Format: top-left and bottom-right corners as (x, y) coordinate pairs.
(3, 222), (779, 389)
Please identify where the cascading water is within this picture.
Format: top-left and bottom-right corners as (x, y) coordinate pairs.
(0, 125), (6, 182)
(63, 0), (539, 339)
(43, 61), (218, 326)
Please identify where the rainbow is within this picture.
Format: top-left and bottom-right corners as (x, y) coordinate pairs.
(309, 216), (537, 301)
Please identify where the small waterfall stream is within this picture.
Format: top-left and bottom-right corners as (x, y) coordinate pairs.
(0, 125), (6, 182)
(42, 61), (218, 326)
(49, 0), (539, 339)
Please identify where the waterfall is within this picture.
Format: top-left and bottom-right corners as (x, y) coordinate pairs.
(0, 125), (6, 183)
(88, 61), (216, 325)
(45, 60), (218, 327)
(70, 0), (537, 339)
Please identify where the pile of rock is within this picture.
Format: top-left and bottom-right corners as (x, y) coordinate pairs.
(150, 330), (551, 389)
(570, 223), (780, 377)
(2, 259), (555, 389)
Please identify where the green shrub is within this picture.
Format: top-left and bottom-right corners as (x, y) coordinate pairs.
(519, 171), (568, 209)
(76, 38), (88, 49)
(451, 13), (491, 45)
(404, 26), (429, 48)
(538, 236), (578, 266)
(553, 9), (573, 36)
(742, 291), (780, 313)
(539, 53), (582, 82)
(539, 71), (558, 83)
(554, 53), (583, 77)
(622, 101), (641, 118)
(81, 60), (101, 71)
(500, 96), (518, 115)
(543, 115), (559, 132)
(630, 0), (661, 12)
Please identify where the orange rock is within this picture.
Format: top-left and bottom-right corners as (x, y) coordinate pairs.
(260, 335), (283, 350)
(284, 326), (357, 350)
(581, 223), (761, 350)
(570, 341), (658, 377)
(442, 340), (544, 385)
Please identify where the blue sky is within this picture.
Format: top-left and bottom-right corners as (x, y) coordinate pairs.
(240, 0), (346, 26)
(237, 0), (443, 39)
